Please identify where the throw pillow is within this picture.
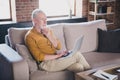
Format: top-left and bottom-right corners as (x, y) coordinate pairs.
(97, 28), (120, 53)
(15, 44), (38, 73)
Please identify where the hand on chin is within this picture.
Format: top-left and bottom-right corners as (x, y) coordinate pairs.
(41, 27), (49, 36)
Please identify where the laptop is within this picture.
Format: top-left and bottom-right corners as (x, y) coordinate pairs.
(62, 35), (84, 57)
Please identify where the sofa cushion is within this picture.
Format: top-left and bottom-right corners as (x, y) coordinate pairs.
(49, 23), (66, 52)
(83, 52), (120, 68)
(64, 19), (107, 53)
(97, 28), (120, 53)
(16, 44), (38, 73)
(8, 28), (30, 49)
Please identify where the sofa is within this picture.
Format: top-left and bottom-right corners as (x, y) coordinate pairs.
(1, 19), (120, 80)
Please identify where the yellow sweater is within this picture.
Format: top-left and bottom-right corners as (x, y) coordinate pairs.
(25, 28), (61, 61)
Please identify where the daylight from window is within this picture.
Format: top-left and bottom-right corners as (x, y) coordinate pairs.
(0, 0), (11, 19)
(39, 0), (74, 17)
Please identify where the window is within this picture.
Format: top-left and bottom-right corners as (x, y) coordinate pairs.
(39, 0), (76, 18)
(0, 0), (16, 23)
(0, 0), (11, 21)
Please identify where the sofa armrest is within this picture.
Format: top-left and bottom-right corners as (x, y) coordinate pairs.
(0, 44), (29, 80)
(13, 60), (29, 80)
(5, 35), (10, 46)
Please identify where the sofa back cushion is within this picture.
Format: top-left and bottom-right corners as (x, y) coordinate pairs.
(49, 24), (66, 52)
(8, 28), (30, 49)
(64, 19), (107, 53)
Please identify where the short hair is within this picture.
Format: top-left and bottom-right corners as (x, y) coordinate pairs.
(31, 9), (45, 19)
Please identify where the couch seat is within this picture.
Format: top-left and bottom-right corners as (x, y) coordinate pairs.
(83, 52), (120, 68)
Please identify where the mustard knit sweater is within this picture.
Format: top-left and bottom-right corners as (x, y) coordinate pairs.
(25, 28), (61, 61)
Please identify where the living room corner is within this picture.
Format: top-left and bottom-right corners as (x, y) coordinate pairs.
(0, 0), (120, 80)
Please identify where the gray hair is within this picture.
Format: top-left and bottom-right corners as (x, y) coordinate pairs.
(31, 9), (45, 19)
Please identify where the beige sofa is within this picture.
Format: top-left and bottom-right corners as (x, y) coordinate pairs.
(2, 19), (120, 80)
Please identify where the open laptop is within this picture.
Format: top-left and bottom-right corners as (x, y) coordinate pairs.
(62, 35), (84, 57)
